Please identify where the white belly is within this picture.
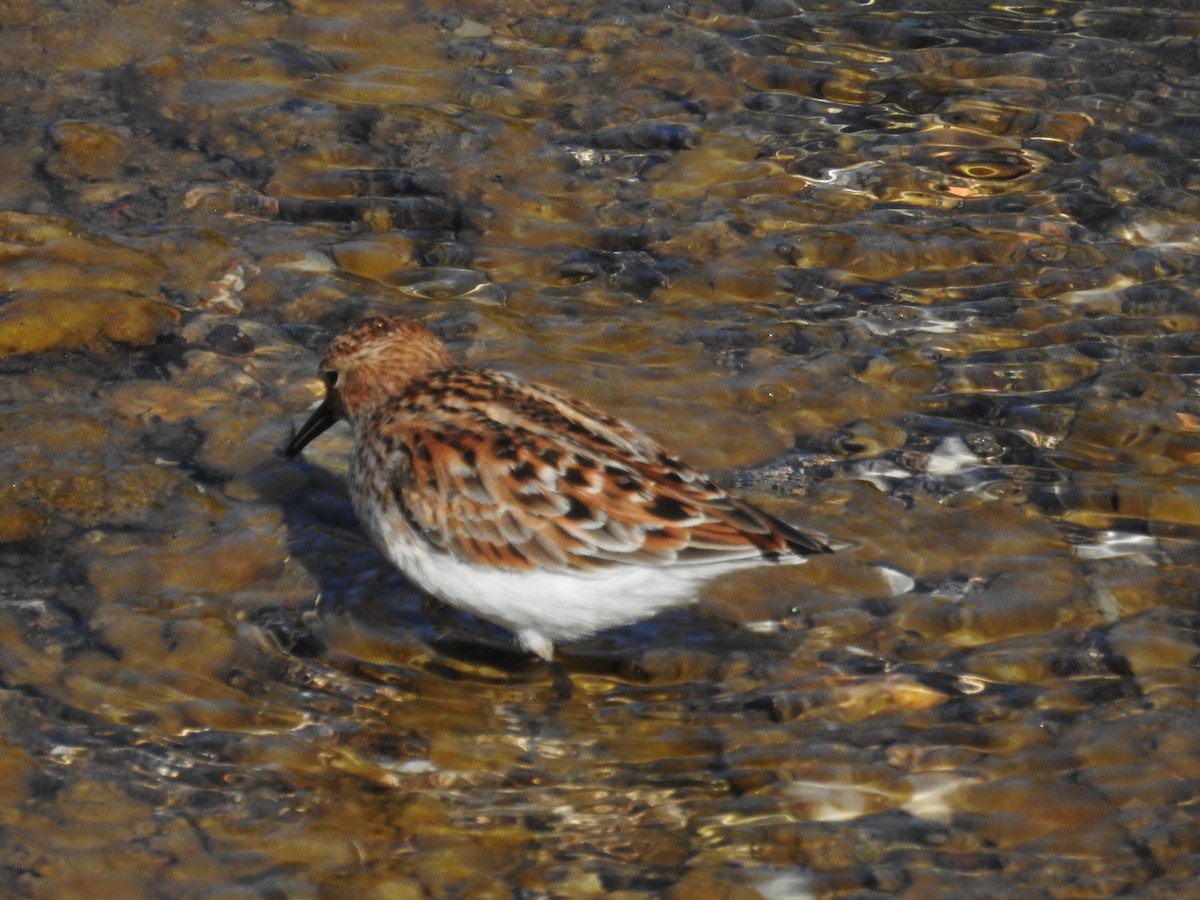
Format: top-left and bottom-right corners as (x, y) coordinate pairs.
(360, 496), (709, 659)
(347, 452), (800, 660)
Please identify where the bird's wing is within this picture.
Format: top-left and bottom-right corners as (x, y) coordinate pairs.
(358, 368), (829, 574)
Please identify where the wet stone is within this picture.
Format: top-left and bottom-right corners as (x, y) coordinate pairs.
(45, 120), (132, 183)
(206, 323), (256, 355)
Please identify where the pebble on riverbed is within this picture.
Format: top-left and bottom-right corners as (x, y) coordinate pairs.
(0, 213), (178, 355)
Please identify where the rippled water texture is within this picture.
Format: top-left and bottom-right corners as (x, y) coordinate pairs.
(1, 0), (1199, 896)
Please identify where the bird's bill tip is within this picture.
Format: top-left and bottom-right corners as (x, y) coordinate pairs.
(284, 397), (338, 458)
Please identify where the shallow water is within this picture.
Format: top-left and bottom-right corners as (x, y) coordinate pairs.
(1, 0), (1199, 896)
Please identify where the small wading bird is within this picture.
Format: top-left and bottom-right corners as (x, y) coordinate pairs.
(286, 316), (832, 697)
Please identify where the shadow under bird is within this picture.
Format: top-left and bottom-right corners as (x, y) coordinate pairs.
(285, 316), (832, 697)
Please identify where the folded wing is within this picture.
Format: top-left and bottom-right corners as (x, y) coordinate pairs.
(363, 369), (830, 573)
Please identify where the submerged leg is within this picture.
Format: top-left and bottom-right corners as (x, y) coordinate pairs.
(548, 658), (574, 700)
(519, 628), (573, 699)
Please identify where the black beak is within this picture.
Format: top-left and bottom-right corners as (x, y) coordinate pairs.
(285, 395), (339, 458)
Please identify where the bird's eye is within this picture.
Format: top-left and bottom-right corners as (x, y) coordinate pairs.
(322, 370), (339, 389)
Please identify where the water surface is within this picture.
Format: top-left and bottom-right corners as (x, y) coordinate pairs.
(1, 0), (1198, 896)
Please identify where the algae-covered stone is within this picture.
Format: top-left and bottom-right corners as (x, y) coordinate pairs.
(0, 212), (179, 355)
(46, 121), (132, 183)
(0, 291), (178, 356)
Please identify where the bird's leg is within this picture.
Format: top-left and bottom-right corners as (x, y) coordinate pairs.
(548, 658), (574, 700)
(518, 629), (573, 699)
